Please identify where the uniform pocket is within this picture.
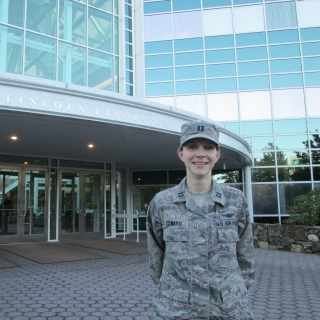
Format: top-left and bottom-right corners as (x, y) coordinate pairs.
(220, 280), (248, 304)
(163, 228), (188, 242)
(217, 227), (239, 242)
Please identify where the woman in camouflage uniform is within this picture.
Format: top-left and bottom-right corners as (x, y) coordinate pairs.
(147, 120), (255, 320)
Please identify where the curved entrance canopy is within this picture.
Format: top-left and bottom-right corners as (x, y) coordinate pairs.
(0, 74), (252, 170)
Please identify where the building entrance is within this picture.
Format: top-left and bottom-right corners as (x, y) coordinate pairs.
(59, 171), (104, 241)
(0, 166), (48, 244)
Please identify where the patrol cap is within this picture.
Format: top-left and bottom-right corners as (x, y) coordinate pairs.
(180, 120), (219, 149)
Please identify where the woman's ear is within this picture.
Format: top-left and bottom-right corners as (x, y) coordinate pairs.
(177, 148), (183, 161)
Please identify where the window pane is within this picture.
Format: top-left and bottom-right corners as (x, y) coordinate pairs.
(265, 2), (298, 30)
(133, 171), (167, 184)
(304, 57), (320, 71)
(305, 72), (320, 86)
(88, 49), (114, 91)
(252, 137), (274, 150)
(275, 135), (309, 150)
(144, 0), (171, 14)
(237, 46), (267, 61)
(310, 132), (320, 149)
(173, 11), (202, 38)
(242, 121), (273, 135)
(146, 82), (174, 96)
(89, 0), (112, 12)
(238, 61), (268, 75)
(269, 44), (300, 58)
(206, 63), (236, 77)
(206, 49), (235, 63)
(126, 57), (133, 70)
(144, 14), (172, 41)
(176, 80), (205, 94)
(0, 0), (24, 27)
(205, 35), (234, 49)
(252, 184), (278, 215)
(268, 29), (299, 44)
(270, 58), (302, 73)
(253, 151), (275, 166)
(300, 27), (320, 42)
(173, 0), (201, 11)
(126, 43), (132, 56)
(302, 42), (320, 56)
(26, 0), (57, 36)
(271, 73), (303, 88)
(312, 151), (320, 164)
(207, 78), (237, 92)
(236, 32), (266, 47)
(145, 54), (173, 67)
(88, 7), (112, 52)
(58, 41), (86, 85)
(146, 68), (174, 81)
(309, 118), (320, 132)
(175, 51), (204, 65)
(277, 150), (309, 166)
(233, 0), (261, 5)
(274, 119), (306, 134)
(202, 0), (231, 8)
(222, 122), (240, 134)
(145, 41), (172, 54)
(175, 65), (204, 80)
(239, 76), (269, 90)
(278, 167), (311, 182)
(252, 168), (276, 182)
(0, 26), (23, 74)
(25, 32), (56, 80)
(59, 0), (86, 45)
(174, 37), (203, 51)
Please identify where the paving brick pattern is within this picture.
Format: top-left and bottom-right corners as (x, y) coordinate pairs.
(0, 236), (319, 320)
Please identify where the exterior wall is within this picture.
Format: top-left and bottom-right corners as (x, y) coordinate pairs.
(253, 223), (320, 254)
(142, 0), (320, 223)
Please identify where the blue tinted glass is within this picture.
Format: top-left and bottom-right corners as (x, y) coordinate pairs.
(125, 30), (132, 42)
(309, 118), (320, 132)
(203, 0), (231, 7)
(269, 44), (300, 58)
(236, 32), (266, 46)
(238, 61), (268, 75)
(305, 72), (320, 86)
(275, 135), (308, 150)
(175, 65), (204, 79)
(268, 29), (299, 44)
(144, 1), (171, 14)
(126, 71), (133, 84)
(146, 82), (174, 96)
(126, 44), (132, 56)
(145, 68), (174, 81)
(125, 4), (132, 16)
(145, 54), (173, 67)
(126, 57), (133, 70)
(221, 122), (240, 134)
(242, 121), (273, 135)
(304, 57), (320, 71)
(271, 73), (303, 88)
(252, 136), (274, 150)
(274, 119), (306, 134)
(174, 38), (203, 51)
(270, 59), (302, 73)
(173, 0), (201, 11)
(205, 35), (234, 49)
(237, 47), (267, 61)
(175, 51), (204, 65)
(145, 41), (173, 54)
(233, 0), (261, 4)
(238, 76), (269, 90)
(300, 27), (320, 41)
(302, 42), (320, 56)
(125, 17), (132, 29)
(206, 49), (235, 63)
(206, 63), (236, 77)
(176, 79), (205, 94)
(207, 78), (237, 92)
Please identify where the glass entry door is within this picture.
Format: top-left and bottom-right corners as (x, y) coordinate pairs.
(0, 166), (48, 243)
(59, 171), (103, 240)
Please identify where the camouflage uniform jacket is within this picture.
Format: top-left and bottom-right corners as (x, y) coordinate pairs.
(147, 177), (255, 319)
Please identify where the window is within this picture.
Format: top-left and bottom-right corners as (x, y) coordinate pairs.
(205, 35), (234, 49)
(174, 38), (203, 51)
(236, 32), (266, 47)
(206, 49), (235, 63)
(145, 40), (173, 54)
(206, 63), (236, 77)
(237, 46), (267, 61)
(268, 29), (299, 44)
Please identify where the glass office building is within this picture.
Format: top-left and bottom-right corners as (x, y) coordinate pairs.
(0, 0), (318, 244)
(143, 0), (320, 223)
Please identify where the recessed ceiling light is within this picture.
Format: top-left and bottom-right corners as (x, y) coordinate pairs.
(88, 144), (94, 148)
(11, 136), (18, 140)
(24, 162), (28, 164)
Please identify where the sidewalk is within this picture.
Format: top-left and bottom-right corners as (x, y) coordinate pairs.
(0, 235), (319, 320)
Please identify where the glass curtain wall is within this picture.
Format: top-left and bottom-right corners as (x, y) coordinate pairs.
(0, 0), (119, 92)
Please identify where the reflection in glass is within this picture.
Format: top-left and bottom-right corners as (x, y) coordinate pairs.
(278, 183), (311, 214)
(313, 167), (320, 181)
(206, 63), (236, 77)
(236, 32), (266, 47)
(275, 135), (308, 150)
(26, 0), (57, 36)
(173, 11), (202, 38)
(0, 26), (23, 74)
(278, 167), (311, 182)
(176, 80), (205, 94)
(146, 68), (174, 82)
(274, 119), (306, 134)
(146, 82), (174, 96)
(312, 151), (320, 164)
(242, 121), (272, 135)
(0, 0), (24, 27)
(58, 41), (86, 85)
(238, 61), (268, 76)
(239, 76), (269, 90)
(302, 42), (320, 56)
(252, 168), (276, 182)
(205, 35), (234, 49)
(175, 65), (204, 80)
(145, 54), (173, 68)
(89, 0), (112, 12)
(300, 27), (320, 42)
(304, 57), (320, 71)
(206, 49), (235, 63)
(145, 40), (173, 54)
(254, 151), (275, 166)
(207, 78), (237, 92)
(252, 136), (274, 150)
(59, 0), (86, 45)
(175, 51), (204, 65)
(270, 59), (301, 73)
(268, 29), (299, 44)
(237, 47), (267, 61)
(252, 184), (278, 215)
(88, 7), (112, 52)
(271, 74), (303, 89)
(305, 72), (320, 86)
(25, 32), (56, 80)
(213, 170), (242, 183)
(310, 132), (320, 149)
(308, 119), (319, 133)
(202, 0), (231, 7)
(222, 122), (240, 134)
(174, 37), (203, 51)
(269, 44), (300, 58)
(173, 0), (201, 11)
(144, 0), (171, 14)
(278, 150), (309, 166)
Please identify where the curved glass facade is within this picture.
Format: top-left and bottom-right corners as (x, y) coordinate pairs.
(143, 0), (320, 223)
(0, 0), (119, 91)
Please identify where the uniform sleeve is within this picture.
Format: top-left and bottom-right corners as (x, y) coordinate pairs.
(147, 197), (165, 287)
(237, 194), (255, 289)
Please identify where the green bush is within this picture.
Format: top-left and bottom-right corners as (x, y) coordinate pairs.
(283, 187), (320, 226)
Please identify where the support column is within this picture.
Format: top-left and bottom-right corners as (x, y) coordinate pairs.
(244, 166), (253, 223)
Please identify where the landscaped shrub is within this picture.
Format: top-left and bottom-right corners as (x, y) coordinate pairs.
(283, 187), (320, 226)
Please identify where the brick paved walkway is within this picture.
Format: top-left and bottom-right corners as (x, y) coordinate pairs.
(0, 236), (319, 320)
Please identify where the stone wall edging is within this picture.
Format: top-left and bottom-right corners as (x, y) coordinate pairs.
(252, 223), (320, 255)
